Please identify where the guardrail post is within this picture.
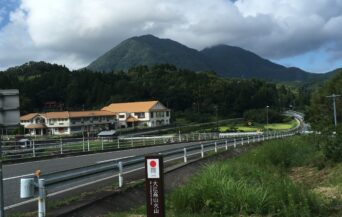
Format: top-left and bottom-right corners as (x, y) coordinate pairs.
(201, 144), (204, 158)
(263, 135), (265, 141)
(234, 138), (236, 148)
(131, 137), (134, 147)
(32, 140), (36, 157)
(38, 179), (46, 217)
(253, 136), (255, 143)
(153, 137), (156, 145)
(101, 138), (104, 151)
(183, 148), (187, 163)
(225, 140), (228, 150)
(118, 161), (123, 187)
(241, 138), (244, 146)
(179, 131), (182, 143)
(214, 142), (217, 152)
(247, 136), (250, 144)
(117, 138), (120, 149)
(82, 135), (85, 152)
(87, 136), (90, 152)
(60, 137), (63, 154)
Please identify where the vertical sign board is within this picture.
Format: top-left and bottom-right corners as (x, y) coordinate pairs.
(145, 155), (165, 217)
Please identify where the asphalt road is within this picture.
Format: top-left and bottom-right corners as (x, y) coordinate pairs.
(3, 138), (234, 209)
(3, 112), (303, 213)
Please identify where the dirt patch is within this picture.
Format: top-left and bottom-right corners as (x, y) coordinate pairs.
(313, 186), (341, 201)
(57, 146), (250, 217)
(289, 166), (330, 188)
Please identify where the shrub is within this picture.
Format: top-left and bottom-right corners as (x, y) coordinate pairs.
(322, 134), (342, 163)
(170, 137), (324, 216)
(244, 108), (284, 124)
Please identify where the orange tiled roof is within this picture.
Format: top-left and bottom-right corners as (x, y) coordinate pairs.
(20, 113), (39, 121)
(69, 111), (115, 118)
(20, 111), (116, 120)
(45, 111), (69, 119)
(102, 101), (165, 113)
(126, 116), (139, 122)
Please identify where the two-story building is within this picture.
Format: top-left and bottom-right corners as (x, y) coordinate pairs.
(101, 101), (171, 128)
(20, 111), (116, 136)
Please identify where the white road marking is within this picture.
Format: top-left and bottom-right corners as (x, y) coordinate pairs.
(4, 154), (186, 210)
(3, 173), (35, 181)
(96, 155), (135, 164)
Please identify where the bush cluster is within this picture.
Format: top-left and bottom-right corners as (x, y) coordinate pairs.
(243, 108), (284, 124)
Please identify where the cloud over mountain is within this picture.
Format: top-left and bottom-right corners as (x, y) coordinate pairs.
(1, 0), (342, 71)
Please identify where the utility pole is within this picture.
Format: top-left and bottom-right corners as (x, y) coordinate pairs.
(326, 94), (341, 127)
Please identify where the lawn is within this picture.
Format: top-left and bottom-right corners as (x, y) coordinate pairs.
(219, 118), (299, 132)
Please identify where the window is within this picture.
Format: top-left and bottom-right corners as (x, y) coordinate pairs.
(166, 111), (170, 117)
(150, 112), (154, 118)
(135, 112), (145, 118)
(119, 115), (125, 119)
(156, 112), (164, 118)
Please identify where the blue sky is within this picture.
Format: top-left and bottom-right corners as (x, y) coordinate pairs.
(1, 0), (342, 73)
(0, 0), (19, 29)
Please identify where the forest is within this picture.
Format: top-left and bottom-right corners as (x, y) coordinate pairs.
(0, 61), (305, 121)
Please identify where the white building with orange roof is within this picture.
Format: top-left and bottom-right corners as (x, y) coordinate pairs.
(101, 100), (171, 128)
(20, 111), (116, 135)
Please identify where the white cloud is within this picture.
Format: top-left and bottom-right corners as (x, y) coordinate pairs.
(0, 0), (342, 71)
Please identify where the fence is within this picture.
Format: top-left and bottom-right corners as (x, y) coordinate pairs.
(19, 130), (299, 217)
(1, 132), (222, 161)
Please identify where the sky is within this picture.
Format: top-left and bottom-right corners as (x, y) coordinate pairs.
(1, 0), (342, 73)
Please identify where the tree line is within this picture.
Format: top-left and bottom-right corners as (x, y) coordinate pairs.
(0, 61), (300, 121)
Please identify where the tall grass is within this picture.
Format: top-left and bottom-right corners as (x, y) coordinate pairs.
(170, 136), (325, 216)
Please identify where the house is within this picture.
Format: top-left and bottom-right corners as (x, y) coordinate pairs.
(101, 101), (171, 128)
(20, 111), (116, 136)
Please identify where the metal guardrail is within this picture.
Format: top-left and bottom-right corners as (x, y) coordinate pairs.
(1, 132), (223, 161)
(18, 128), (300, 217)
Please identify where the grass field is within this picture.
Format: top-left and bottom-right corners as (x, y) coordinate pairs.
(219, 119), (299, 132)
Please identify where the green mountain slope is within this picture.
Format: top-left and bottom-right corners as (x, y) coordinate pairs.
(201, 45), (317, 81)
(87, 34), (210, 72)
(87, 34), (326, 81)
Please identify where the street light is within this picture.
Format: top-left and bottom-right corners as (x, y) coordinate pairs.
(326, 94), (341, 127)
(266, 106), (269, 135)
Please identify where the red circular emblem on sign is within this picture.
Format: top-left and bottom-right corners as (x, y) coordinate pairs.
(150, 160), (157, 168)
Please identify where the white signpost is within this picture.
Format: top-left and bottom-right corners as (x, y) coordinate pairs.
(0, 89), (20, 217)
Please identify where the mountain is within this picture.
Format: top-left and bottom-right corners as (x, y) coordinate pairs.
(201, 45), (316, 81)
(87, 34), (211, 73)
(87, 34), (323, 81)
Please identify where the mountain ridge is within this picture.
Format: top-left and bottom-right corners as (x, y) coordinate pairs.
(87, 34), (324, 81)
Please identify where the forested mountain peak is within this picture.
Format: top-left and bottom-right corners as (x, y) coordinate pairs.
(87, 34), (210, 73)
(87, 34), (323, 82)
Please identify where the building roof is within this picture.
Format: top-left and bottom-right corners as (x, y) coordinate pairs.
(102, 100), (168, 113)
(68, 111), (116, 118)
(20, 110), (116, 120)
(126, 116), (139, 122)
(20, 113), (39, 121)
